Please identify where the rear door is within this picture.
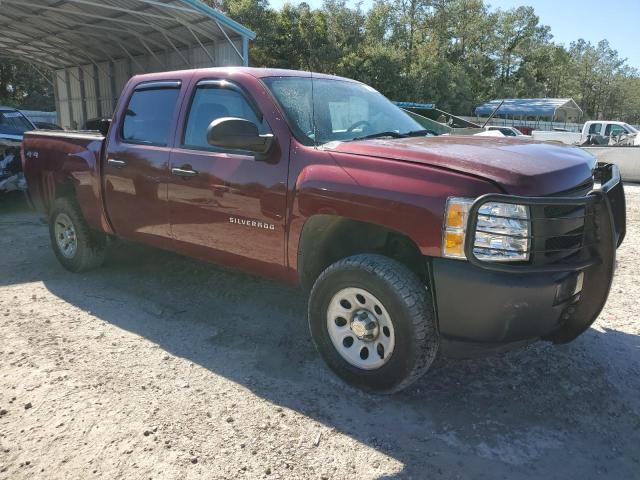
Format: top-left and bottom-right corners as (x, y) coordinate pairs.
(167, 78), (289, 278)
(103, 80), (182, 248)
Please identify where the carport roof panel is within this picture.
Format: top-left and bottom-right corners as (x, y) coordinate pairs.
(0, 0), (256, 70)
(475, 98), (583, 119)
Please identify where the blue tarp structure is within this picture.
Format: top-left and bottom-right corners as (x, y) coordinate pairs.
(475, 98), (582, 121)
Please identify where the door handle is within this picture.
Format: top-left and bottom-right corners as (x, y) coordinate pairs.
(107, 158), (127, 168)
(171, 167), (199, 178)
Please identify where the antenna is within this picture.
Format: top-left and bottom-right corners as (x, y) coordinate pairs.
(302, 21), (317, 148)
(482, 100), (504, 128)
(310, 69), (318, 148)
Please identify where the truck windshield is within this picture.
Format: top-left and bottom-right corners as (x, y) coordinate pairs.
(262, 77), (426, 145)
(0, 110), (34, 135)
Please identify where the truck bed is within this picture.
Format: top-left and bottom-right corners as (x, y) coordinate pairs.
(581, 145), (640, 182)
(22, 129), (111, 232)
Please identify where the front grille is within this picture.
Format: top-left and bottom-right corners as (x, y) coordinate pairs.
(544, 226), (584, 252)
(551, 178), (594, 198)
(530, 178), (596, 266)
(529, 204), (596, 267)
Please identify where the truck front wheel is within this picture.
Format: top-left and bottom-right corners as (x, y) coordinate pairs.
(49, 197), (106, 272)
(308, 254), (439, 393)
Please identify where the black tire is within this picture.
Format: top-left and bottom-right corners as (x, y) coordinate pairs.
(49, 197), (106, 272)
(308, 254), (439, 393)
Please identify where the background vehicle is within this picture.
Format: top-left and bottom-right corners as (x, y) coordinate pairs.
(0, 106), (35, 194)
(532, 121), (639, 146)
(21, 68), (626, 393)
(532, 121), (640, 182)
(581, 145), (640, 182)
(486, 126), (528, 137)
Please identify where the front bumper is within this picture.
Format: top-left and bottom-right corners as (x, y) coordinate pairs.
(433, 163), (626, 357)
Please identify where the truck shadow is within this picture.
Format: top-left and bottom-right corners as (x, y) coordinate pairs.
(1, 202), (639, 479)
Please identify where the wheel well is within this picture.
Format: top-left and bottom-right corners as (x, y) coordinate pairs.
(54, 181), (75, 200)
(298, 215), (426, 289)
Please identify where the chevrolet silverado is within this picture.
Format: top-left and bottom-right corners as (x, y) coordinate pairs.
(22, 68), (626, 392)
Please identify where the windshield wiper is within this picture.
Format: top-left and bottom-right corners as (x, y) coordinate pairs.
(351, 131), (407, 141)
(403, 129), (434, 137)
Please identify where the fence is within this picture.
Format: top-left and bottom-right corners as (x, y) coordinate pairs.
(462, 117), (640, 132)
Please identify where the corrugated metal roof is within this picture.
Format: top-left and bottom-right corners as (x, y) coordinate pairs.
(475, 98), (582, 119)
(0, 0), (255, 70)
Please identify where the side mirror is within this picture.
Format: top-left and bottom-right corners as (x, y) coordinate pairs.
(207, 117), (274, 159)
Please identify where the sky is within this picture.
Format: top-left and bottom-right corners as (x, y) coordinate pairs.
(266, 0), (640, 69)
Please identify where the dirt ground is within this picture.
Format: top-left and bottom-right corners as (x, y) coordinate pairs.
(0, 186), (639, 480)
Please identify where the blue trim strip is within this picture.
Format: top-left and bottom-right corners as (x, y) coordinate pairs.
(393, 101), (435, 109)
(179, 0), (257, 40)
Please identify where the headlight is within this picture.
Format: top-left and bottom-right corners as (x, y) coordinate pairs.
(443, 198), (530, 262)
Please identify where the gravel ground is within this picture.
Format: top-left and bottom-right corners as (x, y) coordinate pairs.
(0, 186), (639, 480)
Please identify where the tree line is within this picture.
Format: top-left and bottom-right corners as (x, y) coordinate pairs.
(2, 0), (639, 123)
(215, 0), (640, 123)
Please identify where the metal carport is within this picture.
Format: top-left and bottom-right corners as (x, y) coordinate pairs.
(0, 0), (256, 129)
(475, 98), (583, 122)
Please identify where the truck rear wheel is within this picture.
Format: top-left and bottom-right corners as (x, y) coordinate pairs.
(49, 197), (106, 272)
(308, 254), (439, 393)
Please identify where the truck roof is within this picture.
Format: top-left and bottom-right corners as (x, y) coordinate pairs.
(129, 67), (359, 84)
(585, 120), (627, 126)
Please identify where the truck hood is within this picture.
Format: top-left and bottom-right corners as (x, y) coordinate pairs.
(325, 135), (596, 196)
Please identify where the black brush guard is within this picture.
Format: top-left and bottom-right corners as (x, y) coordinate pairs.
(463, 163), (626, 343)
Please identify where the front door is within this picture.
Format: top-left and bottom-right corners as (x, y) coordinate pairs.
(103, 81), (182, 249)
(167, 79), (288, 278)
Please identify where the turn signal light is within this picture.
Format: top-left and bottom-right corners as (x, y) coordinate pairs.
(444, 231), (465, 257)
(442, 198), (474, 259)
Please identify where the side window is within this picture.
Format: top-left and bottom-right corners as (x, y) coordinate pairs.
(183, 85), (262, 150)
(606, 124), (627, 136)
(588, 123), (602, 135)
(122, 87), (180, 146)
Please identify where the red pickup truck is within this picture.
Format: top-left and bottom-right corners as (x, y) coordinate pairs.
(22, 68), (626, 393)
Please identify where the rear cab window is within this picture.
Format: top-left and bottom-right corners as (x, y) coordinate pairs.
(121, 81), (181, 146)
(588, 123), (603, 135)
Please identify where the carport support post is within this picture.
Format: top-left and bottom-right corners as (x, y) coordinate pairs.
(78, 67), (88, 128)
(53, 73), (62, 128)
(242, 36), (249, 66)
(93, 64), (102, 119)
(64, 69), (74, 129)
(108, 62), (117, 111)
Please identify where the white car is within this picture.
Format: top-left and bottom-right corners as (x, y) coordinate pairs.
(486, 126), (528, 137)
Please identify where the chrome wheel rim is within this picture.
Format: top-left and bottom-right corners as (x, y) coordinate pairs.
(327, 287), (395, 370)
(54, 213), (78, 259)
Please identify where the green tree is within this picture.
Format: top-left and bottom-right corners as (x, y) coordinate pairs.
(199, 0), (640, 122)
(0, 59), (54, 110)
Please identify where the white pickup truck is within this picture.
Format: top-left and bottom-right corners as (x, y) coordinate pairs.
(532, 121), (640, 182)
(532, 121), (639, 146)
